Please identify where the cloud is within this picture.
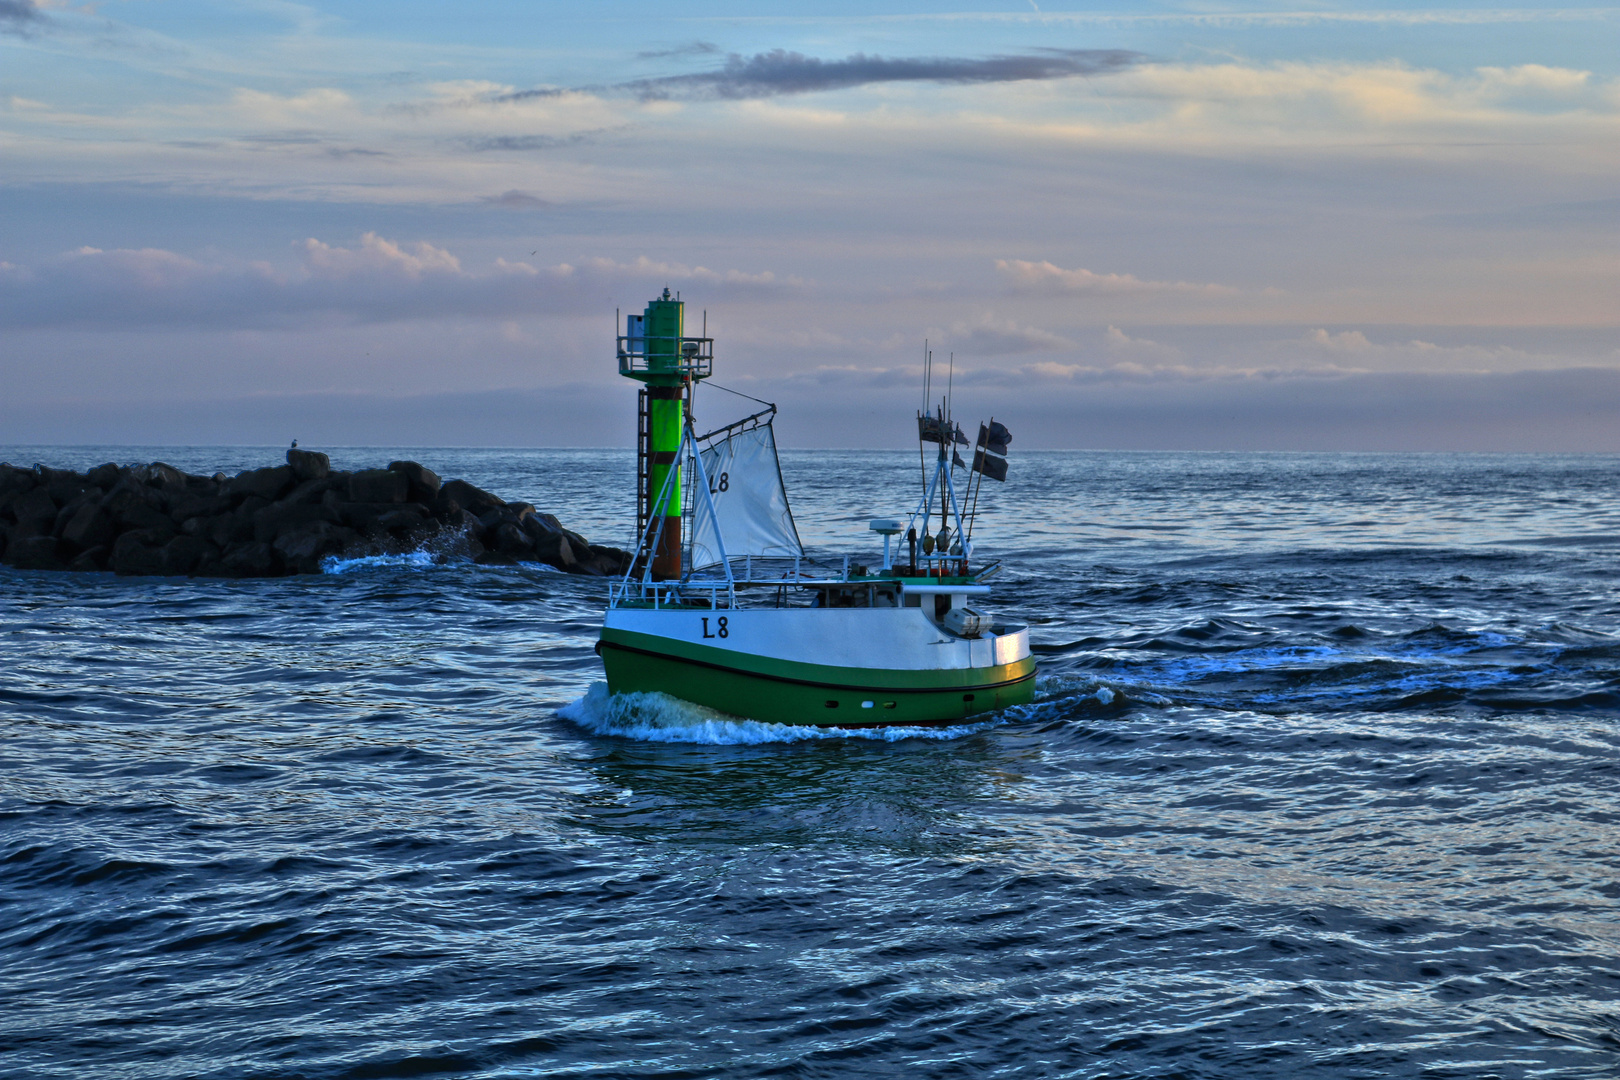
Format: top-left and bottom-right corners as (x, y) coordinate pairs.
(1287, 328), (1548, 372)
(481, 190), (551, 210)
(776, 356), (1352, 393)
(962, 359), (1350, 387)
(0, 0), (41, 34)
(628, 47), (1141, 100)
(1103, 326), (1182, 364)
(1472, 64), (1592, 98)
(495, 47), (1142, 104)
(0, 235), (797, 329)
(940, 312), (1073, 355)
(995, 260), (1237, 296)
(577, 255), (801, 290)
(636, 41), (721, 61)
(464, 132), (596, 153)
(1105, 61), (1614, 136)
(301, 232), (462, 278)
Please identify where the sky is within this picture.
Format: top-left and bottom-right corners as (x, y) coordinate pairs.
(1, 1), (1617, 450)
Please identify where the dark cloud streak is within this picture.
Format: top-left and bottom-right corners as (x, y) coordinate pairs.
(630, 48), (1141, 100)
(1, 0), (43, 35)
(636, 41), (720, 60)
(496, 47), (1142, 104)
(481, 190), (551, 209)
(464, 132), (593, 153)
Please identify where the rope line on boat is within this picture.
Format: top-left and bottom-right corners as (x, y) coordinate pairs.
(705, 381), (775, 409)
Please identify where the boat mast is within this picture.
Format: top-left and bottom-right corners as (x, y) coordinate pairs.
(617, 288), (712, 581)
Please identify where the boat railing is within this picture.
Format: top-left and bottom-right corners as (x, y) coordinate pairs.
(688, 555), (980, 589)
(608, 578), (736, 610)
(608, 550), (995, 608)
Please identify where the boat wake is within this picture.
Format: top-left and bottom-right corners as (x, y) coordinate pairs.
(558, 682), (1002, 744)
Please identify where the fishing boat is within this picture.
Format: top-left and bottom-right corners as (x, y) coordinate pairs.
(595, 290), (1035, 727)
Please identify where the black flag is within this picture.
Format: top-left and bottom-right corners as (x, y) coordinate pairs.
(971, 421), (1011, 481)
(919, 415), (969, 445)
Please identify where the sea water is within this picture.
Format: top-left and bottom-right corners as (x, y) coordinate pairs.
(2, 447), (1619, 1078)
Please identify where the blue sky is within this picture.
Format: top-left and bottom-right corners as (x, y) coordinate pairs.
(2, 2), (1617, 448)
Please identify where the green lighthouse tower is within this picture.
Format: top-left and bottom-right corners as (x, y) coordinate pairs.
(618, 288), (712, 579)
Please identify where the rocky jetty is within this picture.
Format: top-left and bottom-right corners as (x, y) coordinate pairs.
(0, 450), (630, 578)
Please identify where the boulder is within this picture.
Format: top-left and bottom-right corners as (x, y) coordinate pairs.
(451, 507), (486, 540)
(167, 491), (233, 522)
(7, 536), (64, 570)
(531, 529), (576, 571)
(272, 521), (357, 574)
(253, 501), (341, 544)
(101, 487), (175, 537)
(206, 514), (242, 549)
(9, 487), (58, 534)
(67, 546), (109, 572)
(226, 465), (294, 502)
(0, 463), (36, 499)
(142, 463), (189, 491)
(110, 531), (170, 576)
(61, 504), (117, 552)
(46, 479), (94, 507)
(161, 535), (216, 575)
(519, 514), (563, 541)
(492, 522), (535, 557)
(438, 479), (503, 515)
(388, 460), (441, 502)
(51, 493), (99, 538)
(348, 469), (409, 504)
(335, 501), (399, 532)
(283, 477), (342, 506)
(122, 462), (185, 492)
(376, 506), (430, 535)
(33, 465), (81, 487)
(287, 448), (331, 482)
(589, 545), (633, 576)
(220, 542), (279, 578)
(86, 462), (122, 489)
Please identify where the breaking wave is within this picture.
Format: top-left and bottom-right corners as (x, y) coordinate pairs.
(558, 682), (1001, 744)
(322, 550), (444, 573)
(322, 550), (566, 574)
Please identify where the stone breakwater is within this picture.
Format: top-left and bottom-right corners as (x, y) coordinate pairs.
(0, 449), (631, 578)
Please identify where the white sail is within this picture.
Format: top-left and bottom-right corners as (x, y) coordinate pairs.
(690, 422), (803, 569)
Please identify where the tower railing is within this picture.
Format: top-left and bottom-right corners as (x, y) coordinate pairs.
(617, 335), (713, 378)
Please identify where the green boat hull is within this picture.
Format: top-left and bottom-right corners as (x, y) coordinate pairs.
(598, 629), (1037, 727)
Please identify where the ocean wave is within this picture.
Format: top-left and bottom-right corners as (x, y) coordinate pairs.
(557, 683), (1000, 745)
(321, 550), (566, 574)
(322, 551), (444, 573)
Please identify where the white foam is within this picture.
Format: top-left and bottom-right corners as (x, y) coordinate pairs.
(1033, 674), (1121, 705)
(321, 551), (566, 575)
(558, 682), (998, 745)
(322, 551), (444, 574)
